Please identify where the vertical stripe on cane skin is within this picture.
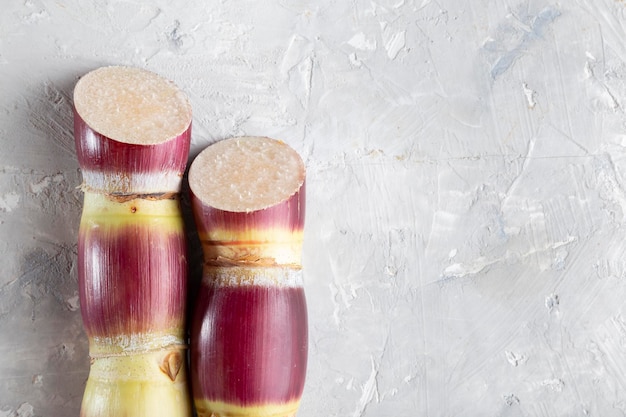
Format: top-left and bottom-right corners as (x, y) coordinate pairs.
(191, 278), (307, 415)
(74, 112), (191, 194)
(78, 193), (187, 355)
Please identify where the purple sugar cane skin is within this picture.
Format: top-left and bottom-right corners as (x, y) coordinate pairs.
(192, 276), (308, 408)
(78, 195), (188, 357)
(189, 136), (308, 417)
(74, 114), (191, 197)
(73, 66), (193, 417)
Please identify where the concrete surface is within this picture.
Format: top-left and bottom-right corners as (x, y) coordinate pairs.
(2, 0), (626, 416)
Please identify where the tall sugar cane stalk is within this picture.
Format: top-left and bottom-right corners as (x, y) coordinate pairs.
(73, 66), (193, 417)
(188, 136), (308, 417)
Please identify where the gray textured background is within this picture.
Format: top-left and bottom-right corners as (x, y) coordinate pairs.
(3, 0), (626, 416)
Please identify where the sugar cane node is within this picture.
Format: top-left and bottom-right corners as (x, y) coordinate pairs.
(104, 190), (180, 203)
(160, 350), (184, 382)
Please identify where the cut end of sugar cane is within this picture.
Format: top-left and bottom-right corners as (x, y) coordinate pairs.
(73, 66), (192, 194)
(188, 136), (305, 213)
(188, 136), (305, 266)
(74, 66), (192, 146)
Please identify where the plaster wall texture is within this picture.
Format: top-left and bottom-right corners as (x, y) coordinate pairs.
(2, 0), (626, 416)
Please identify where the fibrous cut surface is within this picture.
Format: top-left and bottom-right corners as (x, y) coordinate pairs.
(73, 66), (192, 145)
(189, 136), (305, 213)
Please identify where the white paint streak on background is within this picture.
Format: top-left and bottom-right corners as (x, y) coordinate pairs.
(4, 0), (626, 416)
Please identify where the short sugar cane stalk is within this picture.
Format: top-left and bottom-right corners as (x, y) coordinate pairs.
(73, 66), (193, 417)
(188, 136), (308, 417)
